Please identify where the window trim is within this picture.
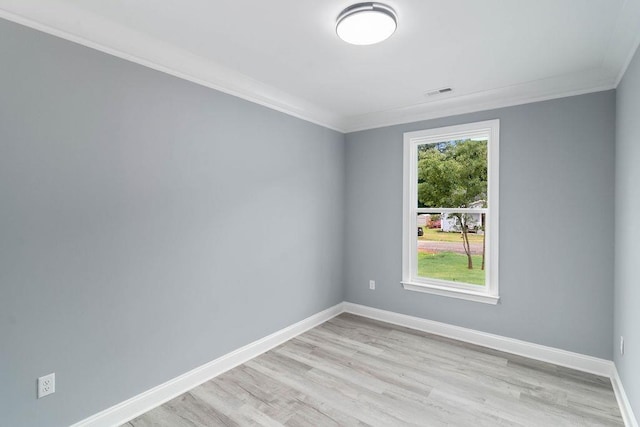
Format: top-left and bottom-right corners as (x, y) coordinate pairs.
(402, 119), (500, 305)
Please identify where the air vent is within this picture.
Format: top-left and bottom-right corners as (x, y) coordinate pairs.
(425, 87), (453, 97)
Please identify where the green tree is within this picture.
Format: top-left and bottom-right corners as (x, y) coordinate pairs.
(417, 140), (487, 269)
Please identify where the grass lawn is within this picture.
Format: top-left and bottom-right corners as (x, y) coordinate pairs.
(417, 251), (485, 286)
(418, 228), (483, 243)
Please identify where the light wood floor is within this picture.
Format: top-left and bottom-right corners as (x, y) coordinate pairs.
(125, 313), (623, 426)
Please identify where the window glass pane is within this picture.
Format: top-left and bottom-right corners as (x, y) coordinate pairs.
(416, 213), (486, 286)
(416, 139), (488, 209)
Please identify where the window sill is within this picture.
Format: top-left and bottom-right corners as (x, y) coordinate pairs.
(401, 281), (500, 305)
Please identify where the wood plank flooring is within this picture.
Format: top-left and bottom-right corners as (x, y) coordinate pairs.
(124, 313), (623, 426)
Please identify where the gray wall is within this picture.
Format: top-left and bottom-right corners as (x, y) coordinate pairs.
(0, 15), (627, 427)
(344, 91), (615, 359)
(615, 43), (640, 418)
(0, 19), (344, 426)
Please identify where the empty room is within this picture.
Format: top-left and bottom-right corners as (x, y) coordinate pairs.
(1, 1), (639, 426)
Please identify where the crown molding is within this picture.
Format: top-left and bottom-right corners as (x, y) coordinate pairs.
(341, 69), (617, 132)
(1, 0), (638, 134)
(0, 2), (346, 132)
(604, 0), (640, 86)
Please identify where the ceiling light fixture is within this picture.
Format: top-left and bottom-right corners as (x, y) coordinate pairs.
(336, 3), (397, 46)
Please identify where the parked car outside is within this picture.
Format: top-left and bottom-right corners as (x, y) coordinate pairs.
(427, 218), (441, 229)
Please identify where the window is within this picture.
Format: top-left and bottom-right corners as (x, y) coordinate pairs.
(402, 120), (499, 304)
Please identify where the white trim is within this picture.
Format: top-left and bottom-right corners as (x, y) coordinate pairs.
(612, 367), (639, 427)
(71, 301), (634, 426)
(609, 0), (640, 87)
(342, 302), (614, 378)
(614, 29), (640, 87)
(0, 2), (637, 133)
(401, 281), (500, 304)
(0, 6), (345, 133)
(343, 83), (615, 133)
(341, 0), (640, 134)
(70, 303), (344, 427)
(416, 207), (487, 214)
(402, 120), (499, 302)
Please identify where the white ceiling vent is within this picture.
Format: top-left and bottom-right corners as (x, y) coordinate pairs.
(425, 87), (453, 97)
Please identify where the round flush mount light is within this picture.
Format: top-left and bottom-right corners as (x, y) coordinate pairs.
(336, 3), (397, 45)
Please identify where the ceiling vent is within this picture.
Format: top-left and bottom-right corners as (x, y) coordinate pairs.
(425, 87), (453, 97)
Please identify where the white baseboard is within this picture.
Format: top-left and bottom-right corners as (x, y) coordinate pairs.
(71, 303), (344, 427)
(73, 301), (636, 427)
(345, 303), (640, 426)
(612, 367), (639, 427)
(342, 302), (614, 378)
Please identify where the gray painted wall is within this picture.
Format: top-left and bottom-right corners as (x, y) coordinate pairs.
(0, 15), (628, 427)
(615, 43), (640, 418)
(344, 91), (615, 359)
(0, 19), (344, 426)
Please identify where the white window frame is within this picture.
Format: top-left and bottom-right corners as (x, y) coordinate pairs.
(402, 119), (500, 304)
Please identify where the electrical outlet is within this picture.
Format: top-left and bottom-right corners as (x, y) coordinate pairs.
(369, 280), (375, 290)
(38, 373), (55, 398)
(620, 336), (625, 356)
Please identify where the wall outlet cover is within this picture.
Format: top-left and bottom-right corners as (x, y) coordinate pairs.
(38, 373), (55, 398)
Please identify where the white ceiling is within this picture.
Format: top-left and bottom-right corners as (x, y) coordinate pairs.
(1, 0), (640, 132)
